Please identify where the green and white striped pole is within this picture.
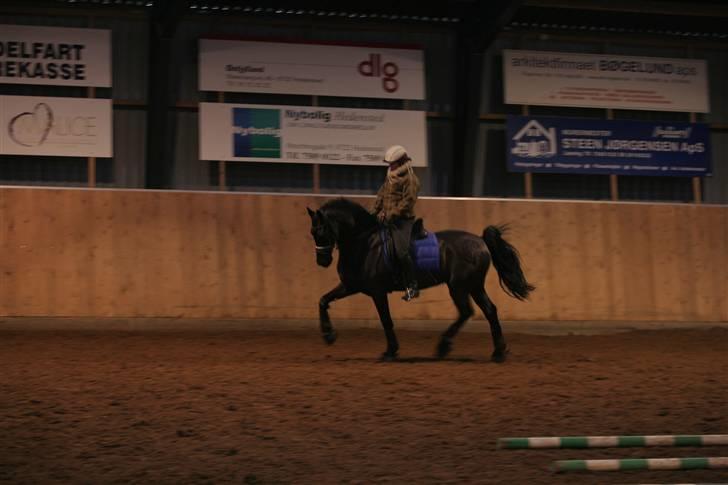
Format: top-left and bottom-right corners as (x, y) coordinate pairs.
(552, 456), (728, 473)
(498, 434), (728, 449)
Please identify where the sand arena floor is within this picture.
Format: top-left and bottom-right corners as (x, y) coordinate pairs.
(1, 320), (727, 484)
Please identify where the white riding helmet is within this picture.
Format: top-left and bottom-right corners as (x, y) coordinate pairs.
(383, 145), (410, 164)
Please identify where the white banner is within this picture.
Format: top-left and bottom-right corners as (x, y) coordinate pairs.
(0, 95), (113, 157)
(503, 49), (709, 113)
(199, 39), (425, 100)
(199, 102), (427, 166)
(0, 24), (111, 87)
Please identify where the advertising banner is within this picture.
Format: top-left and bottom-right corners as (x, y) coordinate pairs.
(0, 24), (111, 87)
(199, 102), (427, 166)
(199, 39), (425, 99)
(0, 95), (113, 157)
(503, 49), (709, 113)
(507, 115), (710, 176)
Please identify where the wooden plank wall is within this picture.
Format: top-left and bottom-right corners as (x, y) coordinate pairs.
(1, 187), (726, 322)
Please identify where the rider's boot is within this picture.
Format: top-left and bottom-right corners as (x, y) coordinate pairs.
(400, 255), (420, 302)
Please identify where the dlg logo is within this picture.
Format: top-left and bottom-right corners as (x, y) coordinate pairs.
(358, 54), (399, 93)
(233, 108), (281, 158)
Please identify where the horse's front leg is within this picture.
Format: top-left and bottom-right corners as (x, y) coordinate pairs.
(319, 283), (356, 345)
(372, 292), (399, 361)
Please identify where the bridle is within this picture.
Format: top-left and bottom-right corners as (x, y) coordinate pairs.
(315, 243), (334, 255)
(314, 219), (336, 256)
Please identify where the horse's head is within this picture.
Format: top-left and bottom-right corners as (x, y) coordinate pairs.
(307, 207), (336, 267)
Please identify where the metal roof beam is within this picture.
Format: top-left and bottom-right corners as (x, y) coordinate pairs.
(524, 0), (728, 18)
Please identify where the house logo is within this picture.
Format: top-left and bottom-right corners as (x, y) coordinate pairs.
(233, 108), (281, 158)
(511, 119), (557, 158)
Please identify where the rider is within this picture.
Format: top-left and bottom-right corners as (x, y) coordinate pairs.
(372, 145), (421, 301)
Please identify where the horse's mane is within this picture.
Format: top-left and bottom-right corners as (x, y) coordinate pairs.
(320, 198), (377, 229)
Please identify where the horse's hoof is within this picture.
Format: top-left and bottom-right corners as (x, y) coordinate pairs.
(436, 338), (452, 359)
(379, 352), (398, 362)
(491, 347), (509, 363)
(322, 330), (337, 345)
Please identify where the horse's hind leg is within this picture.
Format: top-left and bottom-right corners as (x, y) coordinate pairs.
(436, 285), (473, 359)
(471, 287), (508, 363)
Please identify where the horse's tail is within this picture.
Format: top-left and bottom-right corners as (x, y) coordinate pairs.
(483, 225), (535, 301)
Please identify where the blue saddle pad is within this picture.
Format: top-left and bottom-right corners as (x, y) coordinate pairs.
(412, 232), (440, 273)
(380, 229), (440, 274)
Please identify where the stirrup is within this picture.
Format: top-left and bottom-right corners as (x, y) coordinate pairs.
(402, 287), (420, 302)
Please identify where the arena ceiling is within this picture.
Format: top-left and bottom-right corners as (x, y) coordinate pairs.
(4, 0), (728, 41)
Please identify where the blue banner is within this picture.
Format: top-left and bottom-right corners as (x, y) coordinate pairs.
(506, 116), (711, 176)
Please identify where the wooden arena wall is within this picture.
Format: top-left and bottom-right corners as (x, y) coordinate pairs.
(1, 187), (726, 322)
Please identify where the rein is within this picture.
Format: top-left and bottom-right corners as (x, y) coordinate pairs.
(317, 203), (381, 251)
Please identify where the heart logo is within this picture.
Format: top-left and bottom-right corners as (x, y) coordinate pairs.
(8, 102), (54, 147)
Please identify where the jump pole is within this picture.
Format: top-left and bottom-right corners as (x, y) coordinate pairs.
(552, 456), (728, 473)
(498, 435), (728, 449)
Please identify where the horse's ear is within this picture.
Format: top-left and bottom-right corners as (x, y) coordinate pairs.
(306, 207), (315, 219)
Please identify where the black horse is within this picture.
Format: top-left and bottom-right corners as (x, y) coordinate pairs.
(307, 198), (534, 361)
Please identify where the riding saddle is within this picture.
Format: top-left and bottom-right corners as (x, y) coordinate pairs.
(412, 218), (429, 240)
